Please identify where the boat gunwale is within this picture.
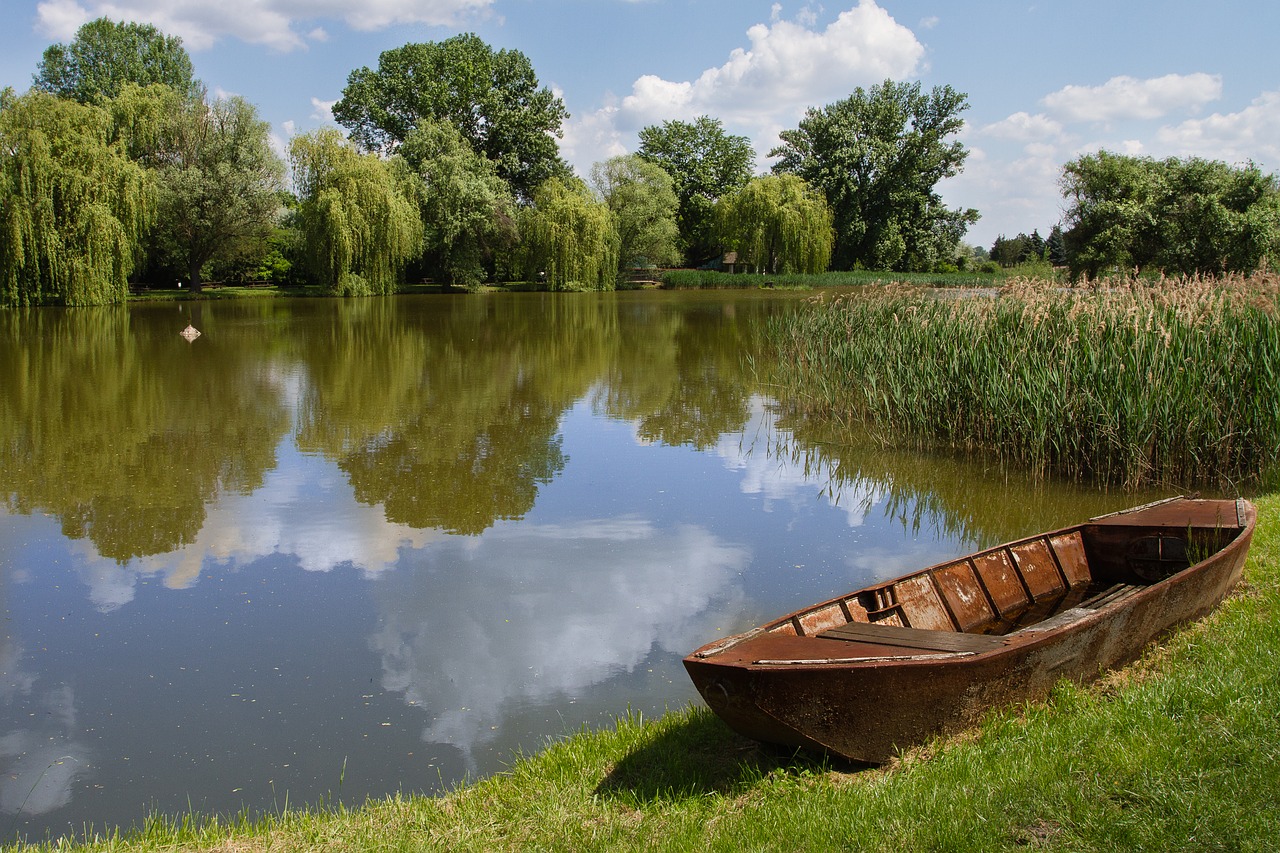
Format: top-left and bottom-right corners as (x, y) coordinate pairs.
(689, 497), (1256, 668)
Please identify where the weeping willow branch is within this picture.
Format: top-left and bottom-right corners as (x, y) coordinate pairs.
(0, 90), (153, 306)
(515, 177), (619, 290)
(290, 128), (423, 295)
(716, 174), (833, 275)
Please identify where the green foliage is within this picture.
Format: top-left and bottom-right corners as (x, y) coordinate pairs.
(1046, 224), (1067, 266)
(590, 153), (681, 269)
(637, 115), (755, 265)
(333, 33), (568, 199)
(716, 174), (833, 274)
(1061, 151), (1280, 278)
(289, 129), (423, 295)
(771, 80), (978, 272)
(144, 91), (284, 289)
(33, 17), (199, 104)
(399, 119), (516, 288)
(514, 177), (619, 290)
(0, 90), (153, 306)
(990, 230), (1048, 267)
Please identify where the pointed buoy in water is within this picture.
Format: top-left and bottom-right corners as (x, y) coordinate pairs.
(180, 324), (201, 341)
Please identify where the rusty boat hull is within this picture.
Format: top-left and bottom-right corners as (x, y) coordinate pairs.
(683, 497), (1256, 764)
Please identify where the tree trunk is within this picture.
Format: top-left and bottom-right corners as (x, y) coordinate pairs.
(188, 258), (203, 292)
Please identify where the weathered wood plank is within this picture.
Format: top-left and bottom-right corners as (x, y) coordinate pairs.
(819, 621), (1009, 653)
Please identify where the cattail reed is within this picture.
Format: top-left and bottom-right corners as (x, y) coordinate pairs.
(766, 274), (1280, 490)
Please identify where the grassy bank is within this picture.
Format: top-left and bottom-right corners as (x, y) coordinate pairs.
(766, 274), (1280, 491)
(8, 495), (1278, 851)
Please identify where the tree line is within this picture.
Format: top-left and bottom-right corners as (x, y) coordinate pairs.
(987, 152), (1280, 278)
(3, 19), (1278, 306)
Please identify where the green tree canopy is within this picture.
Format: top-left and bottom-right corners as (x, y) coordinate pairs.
(289, 128), (423, 295)
(1060, 151), (1280, 278)
(131, 88), (284, 290)
(399, 119), (516, 288)
(716, 174), (833, 274)
(0, 89), (152, 306)
(989, 231), (1048, 268)
(771, 80), (978, 272)
(33, 17), (199, 104)
(332, 33), (568, 200)
(590, 154), (681, 269)
(514, 177), (619, 290)
(637, 116), (755, 265)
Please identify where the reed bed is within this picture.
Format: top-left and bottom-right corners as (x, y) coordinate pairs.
(660, 268), (999, 289)
(766, 273), (1280, 490)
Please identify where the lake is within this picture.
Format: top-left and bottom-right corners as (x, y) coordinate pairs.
(0, 291), (1157, 842)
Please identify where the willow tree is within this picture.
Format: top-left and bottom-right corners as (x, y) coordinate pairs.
(590, 153), (681, 269)
(637, 116), (755, 265)
(0, 89), (152, 306)
(716, 174), (833, 274)
(151, 94), (284, 290)
(399, 119), (515, 288)
(515, 177), (619, 290)
(289, 128), (422, 295)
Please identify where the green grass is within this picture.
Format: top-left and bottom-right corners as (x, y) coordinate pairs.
(10, 495), (1280, 851)
(765, 274), (1280, 490)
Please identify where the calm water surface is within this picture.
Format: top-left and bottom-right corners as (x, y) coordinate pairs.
(0, 292), (1158, 842)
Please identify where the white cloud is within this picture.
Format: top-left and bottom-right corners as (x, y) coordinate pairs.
(621, 1), (923, 127)
(711, 396), (886, 529)
(1156, 89), (1280, 166)
(33, 0), (88, 37)
(1041, 72), (1222, 123)
(565, 1), (924, 175)
(979, 111), (1066, 143)
(369, 517), (750, 758)
(36, 0), (496, 52)
(0, 686), (91, 817)
(310, 96), (336, 122)
(557, 110), (629, 176)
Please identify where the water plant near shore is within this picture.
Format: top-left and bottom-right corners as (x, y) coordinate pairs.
(765, 273), (1280, 490)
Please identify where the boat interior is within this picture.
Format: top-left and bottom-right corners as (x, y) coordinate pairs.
(765, 510), (1248, 645)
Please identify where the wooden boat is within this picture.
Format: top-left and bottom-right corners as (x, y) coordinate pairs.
(684, 497), (1256, 764)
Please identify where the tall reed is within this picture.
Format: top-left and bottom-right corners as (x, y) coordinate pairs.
(766, 274), (1280, 490)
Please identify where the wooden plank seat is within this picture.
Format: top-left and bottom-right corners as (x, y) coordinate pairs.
(818, 621), (1010, 654)
(1015, 584), (1145, 635)
(1079, 583), (1144, 610)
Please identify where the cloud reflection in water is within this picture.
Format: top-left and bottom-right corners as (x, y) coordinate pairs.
(368, 517), (749, 760)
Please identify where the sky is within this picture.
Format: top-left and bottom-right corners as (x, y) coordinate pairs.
(3, 0), (1279, 248)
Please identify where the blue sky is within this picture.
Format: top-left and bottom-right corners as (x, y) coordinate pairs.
(3, 0), (1278, 248)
